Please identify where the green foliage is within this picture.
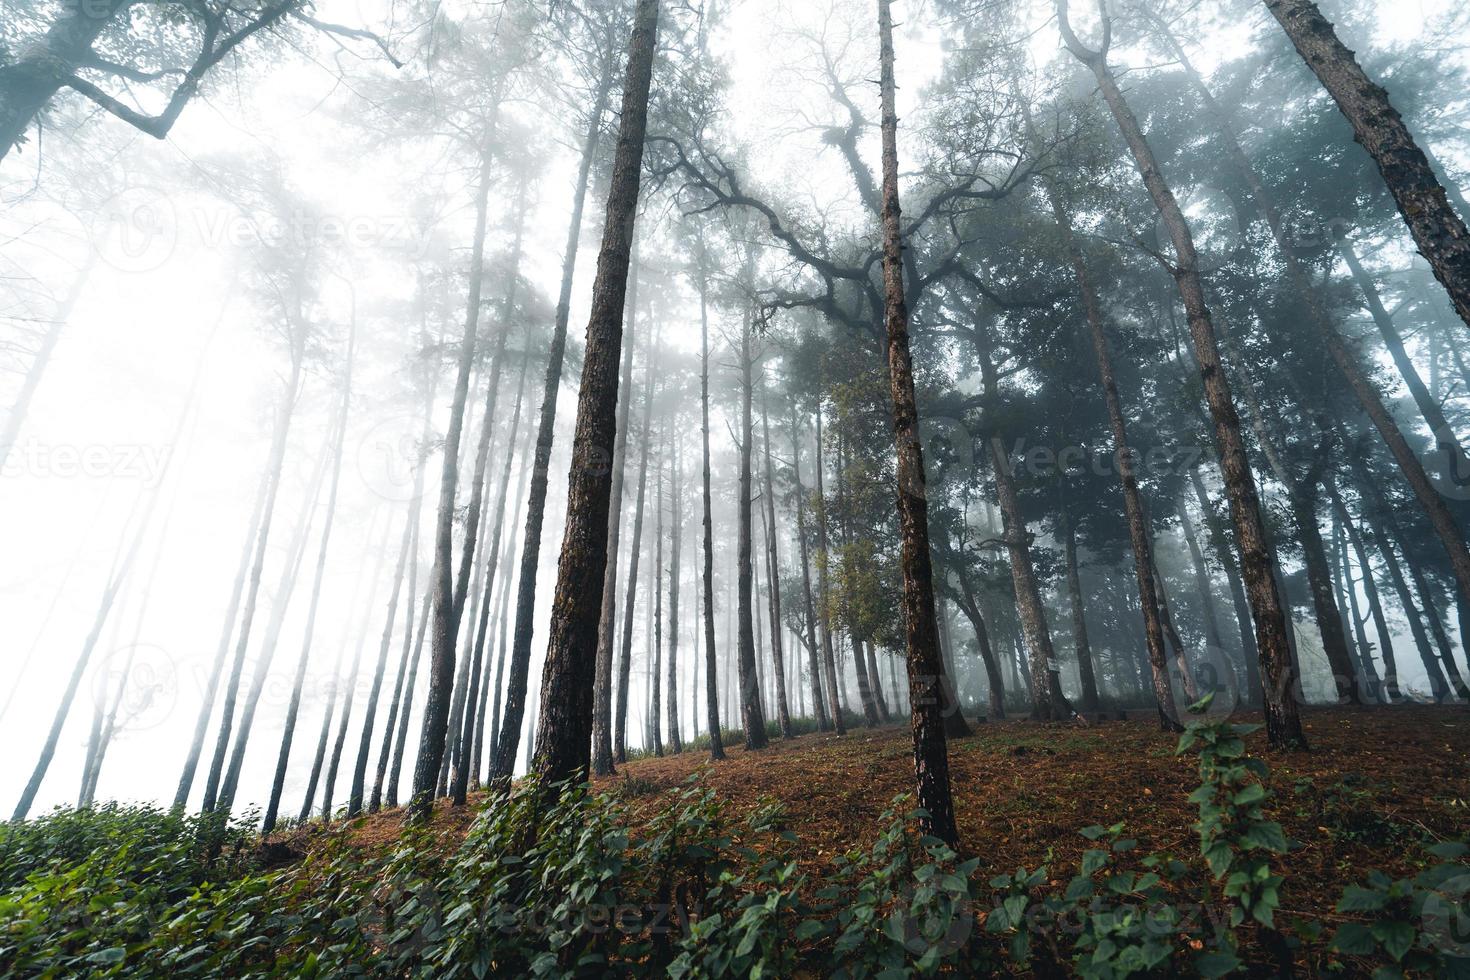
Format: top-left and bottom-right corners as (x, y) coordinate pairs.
(813, 797), (986, 978)
(1178, 696), (1287, 933)
(1, 749), (1461, 978)
(1328, 841), (1470, 979)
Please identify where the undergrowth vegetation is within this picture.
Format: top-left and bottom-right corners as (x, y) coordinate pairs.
(2, 706), (1467, 977)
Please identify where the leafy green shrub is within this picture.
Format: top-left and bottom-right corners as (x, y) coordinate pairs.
(1329, 840), (1470, 978)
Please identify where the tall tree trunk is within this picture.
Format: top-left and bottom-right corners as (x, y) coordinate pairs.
(736, 300), (769, 750)
(951, 558), (1006, 720)
(1370, 520), (1451, 699)
(1262, 0), (1470, 331)
(1289, 486), (1363, 704)
(175, 460), (270, 811)
(1331, 480), (1402, 700)
(216, 424), (335, 815)
(760, 386), (794, 737)
(369, 522), (419, 815)
(346, 500), (416, 816)
(320, 519), (395, 819)
(651, 421), (666, 756)
(482, 420), (536, 783)
(1332, 507), (1385, 702)
(1059, 1), (1304, 748)
(296, 514), (381, 824)
(985, 432), (1069, 719)
(1336, 229), (1470, 481)
(386, 592), (431, 807)
(264, 322), (363, 831)
(1041, 182), (1176, 727)
(877, 0), (956, 846)
(1058, 483), (1102, 713)
(593, 245), (640, 776)
(453, 345), (531, 803)
(200, 352), (305, 814)
(409, 128), (500, 820)
(1189, 468), (1262, 703)
(788, 406), (829, 731)
(490, 65), (614, 784)
(1149, 8), (1470, 635)
(532, 0), (659, 784)
(836, 437), (881, 729)
(614, 338), (655, 763)
(667, 426), (684, 752)
(696, 234), (727, 760)
(812, 407), (846, 734)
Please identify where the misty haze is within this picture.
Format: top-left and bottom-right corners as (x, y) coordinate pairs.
(2, 0), (1469, 975)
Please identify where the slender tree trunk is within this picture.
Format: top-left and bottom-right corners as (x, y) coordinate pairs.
(760, 386), (794, 737)
(696, 235), (727, 760)
(386, 591), (431, 806)
(649, 421), (665, 756)
(835, 437), (881, 729)
(491, 67), (613, 784)
(813, 407), (845, 735)
(175, 463), (270, 811)
(1059, 3), (1304, 748)
(264, 324), (363, 831)
(370, 522), (419, 814)
(614, 339), (655, 762)
(483, 421), (535, 783)
(667, 427), (684, 752)
(1058, 484), (1102, 712)
(216, 425), (335, 815)
(1190, 468), (1262, 702)
(1150, 8), (1470, 637)
(346, 500), (416, 816)
(1333, 509), (1384, 702)
(200, 352), (305, 814)
(409, 128), (500, 820)
(877, 0), (956, 846)
(593, 245), (640, 776)
(1290, 487), (1363, 704)
(1371, 520), (1450, 699)
(320, 519), (394, 819)
(789, 406), (829, 731)
(453, 346), (531, 803)
(736, 301), (769, 750)
(532, 0), (659, 784)
(297, 513), (380, 824)
(1337, 229), (1470, 480)
(1041, 184), (1177, 727)
(1331, 481), (1402, 700)
(1262, 0), (1470, 332)
(952, 561), (1006, 719)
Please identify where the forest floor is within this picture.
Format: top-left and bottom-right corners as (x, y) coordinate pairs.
(343, 705), (1469, 972)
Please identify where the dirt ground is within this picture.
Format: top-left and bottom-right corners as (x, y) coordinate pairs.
(342, 705), (1469, 971)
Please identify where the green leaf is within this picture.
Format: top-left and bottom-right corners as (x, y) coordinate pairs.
(1195, 949), (1242, 978)
(1331, 922), (1376, 955)
(1372, 920), (1415, 962)
(1338, 885), (1389, 913)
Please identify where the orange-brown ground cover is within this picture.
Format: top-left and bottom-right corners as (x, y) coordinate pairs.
(336, 705), (1468, 973)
